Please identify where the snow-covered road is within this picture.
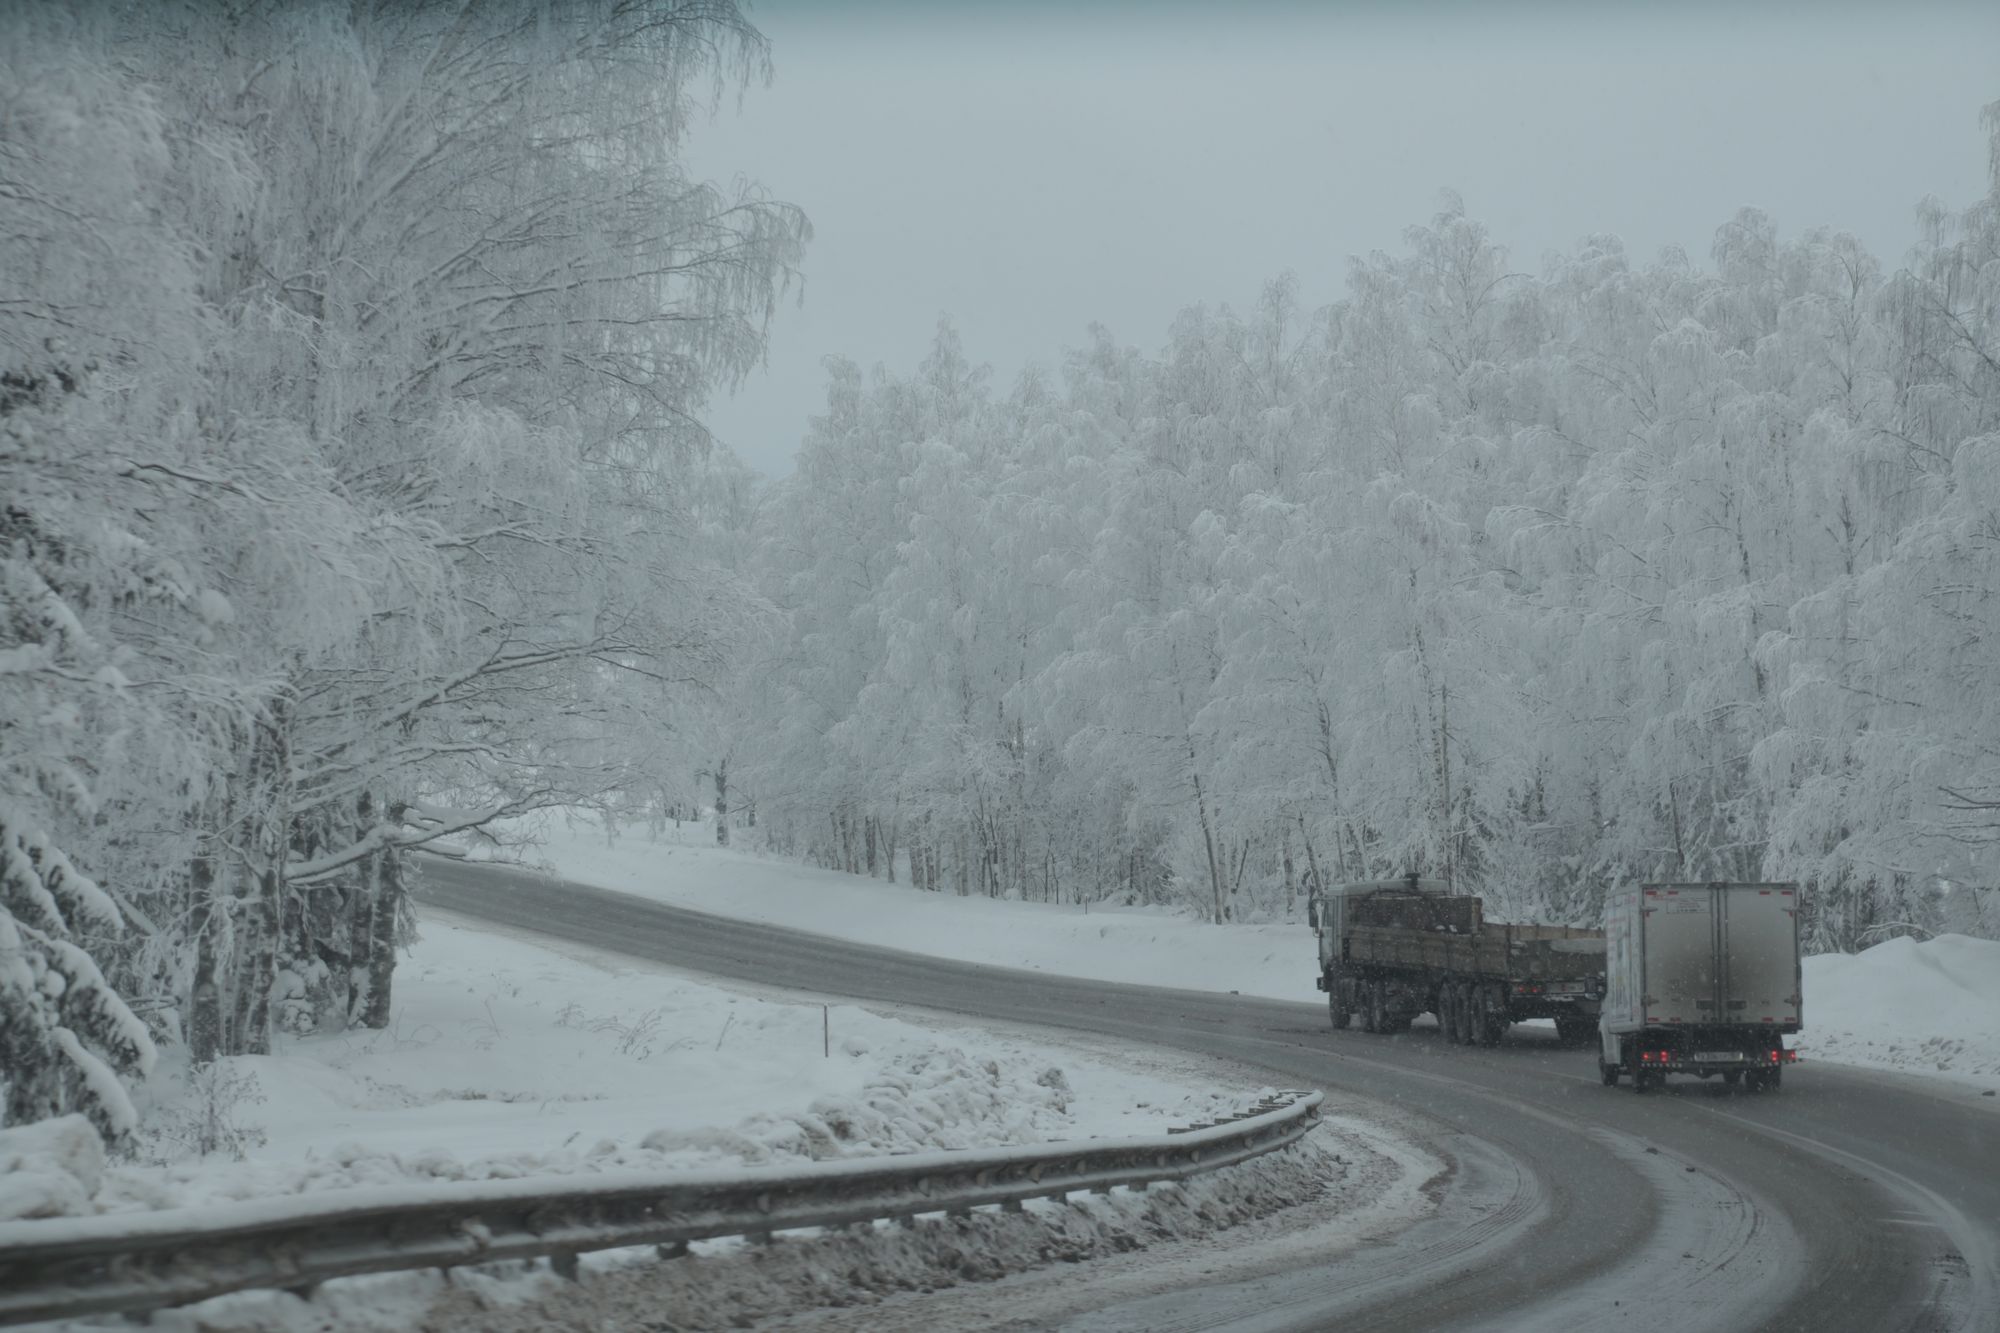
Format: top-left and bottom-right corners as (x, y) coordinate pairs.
(26, 822), (1998, 1331)
(494, 816), (2000, 1093)
(409, 852), (2000, 1331)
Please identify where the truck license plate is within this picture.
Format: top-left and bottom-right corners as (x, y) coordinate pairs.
(1694, 1051), (1743, 1062)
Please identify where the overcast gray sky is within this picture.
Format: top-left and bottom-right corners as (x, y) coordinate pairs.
(684, 2), (2000, 476)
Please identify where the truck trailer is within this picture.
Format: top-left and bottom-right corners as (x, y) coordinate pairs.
(1598, 881), (1803, 1092)
(1309, 876), (1607, 1047)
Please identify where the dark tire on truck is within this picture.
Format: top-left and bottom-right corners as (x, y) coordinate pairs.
(1454, 982), (1476, 1045)
(1745, 1067), (1782, 1093)
(1599, 1057), (1620, 1086)
(1328, 977), (1349, 1030)
(1480, 984), (1507, 1046)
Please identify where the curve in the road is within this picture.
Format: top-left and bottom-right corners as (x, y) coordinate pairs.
(413, 856), (1999, 1332)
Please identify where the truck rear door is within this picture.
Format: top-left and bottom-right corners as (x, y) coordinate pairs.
(1721, 885), (1802, 1028)
(1641, 886), (1716, 1027)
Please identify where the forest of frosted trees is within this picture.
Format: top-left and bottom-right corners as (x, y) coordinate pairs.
(3, 0), (1997, 1145)
(2, 2), (804, 1139)
(725, 115), (2000, 957)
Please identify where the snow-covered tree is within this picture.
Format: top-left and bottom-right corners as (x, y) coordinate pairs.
(3, 0), (808, 1132)
(735, 107), (2000, 948)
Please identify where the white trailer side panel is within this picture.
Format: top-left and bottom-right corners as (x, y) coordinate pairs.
(1642, 885), (1718, 1027)
(1720, 885), (1803, 1028)
(1601, 888), (1643, 1031)
(1601, 882), (1803, 1037)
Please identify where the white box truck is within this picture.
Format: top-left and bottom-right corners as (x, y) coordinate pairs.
(1598, 882), (1802, 1092)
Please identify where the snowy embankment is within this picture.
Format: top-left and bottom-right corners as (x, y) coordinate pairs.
(6, 918), (1290, 1224)
(8, 883), (1390, 1331)
(497, 814), (1320, 1002)
(502, 814), (2000, 1093)
(1789, 933), (2000, 1087)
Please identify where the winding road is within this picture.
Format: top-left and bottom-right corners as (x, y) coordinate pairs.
(415, 856), (1999, 1332)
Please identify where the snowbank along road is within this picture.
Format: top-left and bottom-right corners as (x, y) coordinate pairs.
(416, 857), (2000, 1332)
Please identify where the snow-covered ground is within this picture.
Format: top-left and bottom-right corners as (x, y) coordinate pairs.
(488, 812), (2000, 1093)
(483, 813), (1315, 1001)
(1789, 932), (2000, 1087)
(11, 882), (1398, 1329)
(16, 812), (1996, 1329)
(7, 914), (1292, 1224)
(5, 865), (1403, 1332)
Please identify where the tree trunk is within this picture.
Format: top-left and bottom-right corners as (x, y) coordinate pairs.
(713, 757), (729, 847)
(228, 696), (292, 1057)
(233, 866), (279, 1055)
(1299, 818), (1324, 902)
(360, 840), (402, 1029)
(1282, 826), (1296, 913)
(187, 833), (225, 1065)
(345, 813), (377, 1028)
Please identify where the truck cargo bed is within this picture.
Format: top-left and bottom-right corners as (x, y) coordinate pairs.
(1345, 921), (1606, 983)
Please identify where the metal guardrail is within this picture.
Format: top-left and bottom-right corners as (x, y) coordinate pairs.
(0, 1091), (1321, 1327)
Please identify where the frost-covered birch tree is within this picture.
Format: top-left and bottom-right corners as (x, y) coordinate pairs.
(2, 0), (806, 1130)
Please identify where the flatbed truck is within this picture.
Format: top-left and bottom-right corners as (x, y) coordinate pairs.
(1309, 876), (1607, 1047)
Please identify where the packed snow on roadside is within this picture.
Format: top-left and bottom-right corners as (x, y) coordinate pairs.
(0, 914), (1285, 1227)
(5, 902), (1386, 1333)
(1794, 933), (2000, 1089)
(486, 812), (2000, 1094)
(465, 812), (1319, 1002)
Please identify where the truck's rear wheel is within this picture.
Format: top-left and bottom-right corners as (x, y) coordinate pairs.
(1480, 986), (1508, 1045)
(1367, 981), (1388, 1034)
(1599, 1058), (1619, 1086)
(1358, 981), (1378, 1034)
(1469, 988), (1491, 1045)
(1328, 980), (1349, 1030)
(1453, 982), (1476, 1045)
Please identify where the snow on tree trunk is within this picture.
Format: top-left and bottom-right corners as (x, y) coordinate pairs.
(360, 841), (403, 1031)
(187, 840), (225, 1067)
(714, 758), (729, 848)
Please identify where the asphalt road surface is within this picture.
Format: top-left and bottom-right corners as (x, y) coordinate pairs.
(415, 856), (2000, 1332)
